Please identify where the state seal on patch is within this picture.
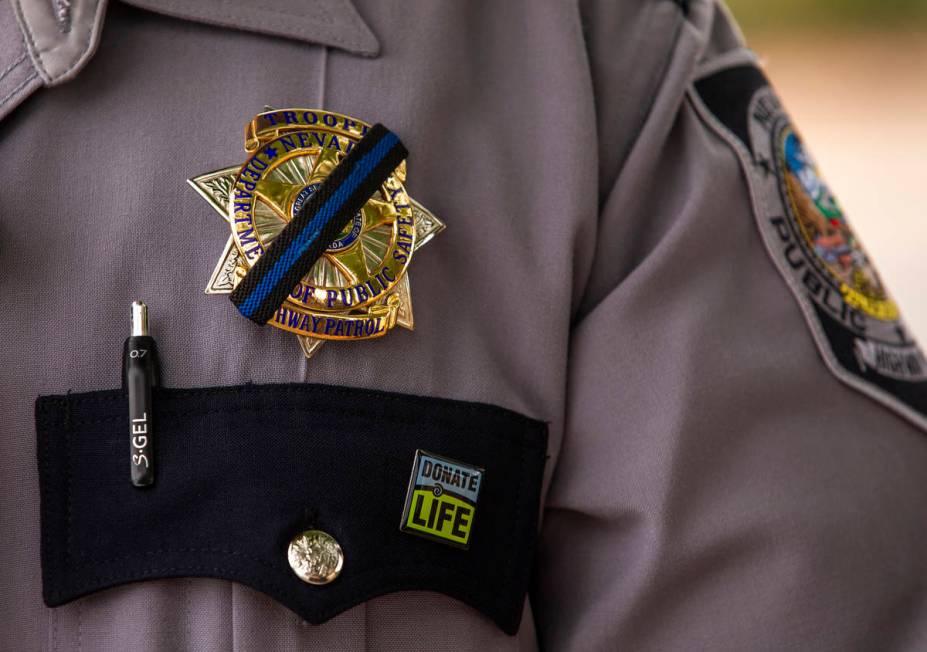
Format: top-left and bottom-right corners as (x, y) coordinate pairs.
(693, 64), (927, 431)
(776, 125), (898, 323)
(188, 109), (445, 359)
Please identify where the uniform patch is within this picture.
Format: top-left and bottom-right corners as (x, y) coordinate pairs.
(694, 65), (927, 430)
(400, 450), (484, 548)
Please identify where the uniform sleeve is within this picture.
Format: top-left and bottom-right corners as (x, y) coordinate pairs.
(533, 1), (927, 649)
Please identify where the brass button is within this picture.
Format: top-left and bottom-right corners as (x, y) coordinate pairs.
(287, 529), (344, 585)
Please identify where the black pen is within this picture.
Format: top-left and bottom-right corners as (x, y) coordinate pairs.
(124, 301), (160, 487)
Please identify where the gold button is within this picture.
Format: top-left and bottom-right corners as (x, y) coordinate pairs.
(287, 529), (344, 585)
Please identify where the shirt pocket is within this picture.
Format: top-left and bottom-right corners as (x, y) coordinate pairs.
(35, 383), (548, 635)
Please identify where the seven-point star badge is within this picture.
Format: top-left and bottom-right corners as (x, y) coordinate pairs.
(188, 109), (445, 359)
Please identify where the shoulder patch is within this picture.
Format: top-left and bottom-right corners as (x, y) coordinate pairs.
(692, 64), (927, 431)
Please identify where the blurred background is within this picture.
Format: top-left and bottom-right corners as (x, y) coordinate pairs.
(726, 0), (927, 342)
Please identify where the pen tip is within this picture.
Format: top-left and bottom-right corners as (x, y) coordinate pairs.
(131, 301), (149, 337)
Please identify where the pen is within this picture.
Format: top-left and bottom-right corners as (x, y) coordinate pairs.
(124, 301), (160, 487)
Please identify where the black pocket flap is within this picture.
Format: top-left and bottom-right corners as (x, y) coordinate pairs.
(36, 383), (548, 635)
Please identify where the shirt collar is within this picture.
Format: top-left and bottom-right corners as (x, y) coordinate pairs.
(0, 0), (42, 120)
(3, 0), (379, 118)
(10, 0), (381, 86)
(120, 0), (380, 57)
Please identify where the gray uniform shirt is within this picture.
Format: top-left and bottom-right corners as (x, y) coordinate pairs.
(2, 0), (926, 649)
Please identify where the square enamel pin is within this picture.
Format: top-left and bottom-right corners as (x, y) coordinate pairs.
(400, 450), (484, 549)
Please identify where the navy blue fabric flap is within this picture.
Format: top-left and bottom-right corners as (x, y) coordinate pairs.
(35, 383), (548, 635)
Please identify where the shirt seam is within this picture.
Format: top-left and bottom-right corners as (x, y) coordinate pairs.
(0, 72), (38, 108)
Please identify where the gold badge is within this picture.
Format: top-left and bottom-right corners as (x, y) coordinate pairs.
(188, 109), (445, 358)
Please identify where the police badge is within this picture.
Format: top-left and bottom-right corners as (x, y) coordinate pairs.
(188, 109), (445, 358)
